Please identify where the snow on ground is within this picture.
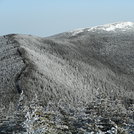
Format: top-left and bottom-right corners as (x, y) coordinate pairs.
(70, 22), (134, 36)
(88, 22), (134, 32)
(70, 28), (85, 36)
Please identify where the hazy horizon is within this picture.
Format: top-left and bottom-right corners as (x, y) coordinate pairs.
(0, 0), (134, 37)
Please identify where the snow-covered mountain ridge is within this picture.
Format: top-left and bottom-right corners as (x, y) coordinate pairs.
(71, 22), (134, 36)
(0, 22), (134, 133)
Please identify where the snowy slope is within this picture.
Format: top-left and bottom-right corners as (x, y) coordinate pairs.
(70, 22), (134, 36)
(89, 22), (134, 32)
(0, 22), (134, 133)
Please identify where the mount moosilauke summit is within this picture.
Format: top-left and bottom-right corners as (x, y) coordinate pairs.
(0, 22), (134, 134)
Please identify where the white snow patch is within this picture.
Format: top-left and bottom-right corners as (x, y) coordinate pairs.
(70, 22), (134, 36)
(70, 28), (85, 36)
(88, 22), (134, 32)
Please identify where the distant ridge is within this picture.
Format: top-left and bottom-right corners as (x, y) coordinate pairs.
(69, 22), (134, 36)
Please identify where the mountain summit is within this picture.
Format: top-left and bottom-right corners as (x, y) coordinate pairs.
(70, 22), (134, 36)
(89, 22), (134, 31)
(0, 22), (134, 133)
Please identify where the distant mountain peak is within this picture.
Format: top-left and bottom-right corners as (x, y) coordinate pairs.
(70, 22), (134, 36)
(89, 21), (134, 32)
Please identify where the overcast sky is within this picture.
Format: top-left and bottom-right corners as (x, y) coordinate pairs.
(0, 0), (134, 37)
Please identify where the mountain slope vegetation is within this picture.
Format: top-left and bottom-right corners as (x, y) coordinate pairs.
(0, 22), (134, 133)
